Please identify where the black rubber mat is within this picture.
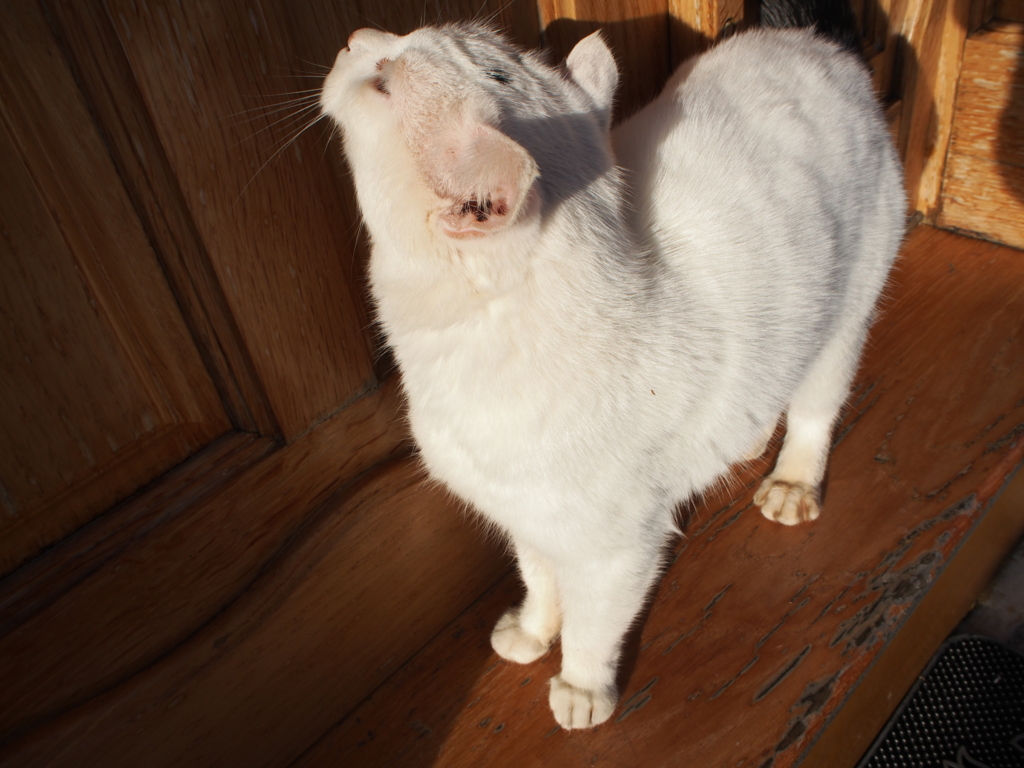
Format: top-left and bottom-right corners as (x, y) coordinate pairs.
(857, 636), (1024, 767)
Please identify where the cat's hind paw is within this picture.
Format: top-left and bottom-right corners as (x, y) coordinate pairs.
(754, 477), (820, 526)
(491, 609), (552, 664)
(549, 675), (617, 729)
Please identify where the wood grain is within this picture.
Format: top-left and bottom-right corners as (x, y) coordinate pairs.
(898, 0), (971, 216)
(668, 0), (745, 66)
(944, 23), (1024, 165)
(938, 23), (1024, 247)
(0, 378), (409, 753)
(42, 0), (279, 436)
(0, 454), (510, 768)
(288, 226), (1024, 768)
(940, 152), (1024, 244)
(0, 2), (229, 575)
(803, 467), (1024, 767)
(103, 0), (377, 441)
(996, 0), (1024, 21)
(862, 0), (912, 104)
(970, 0), (997, 31)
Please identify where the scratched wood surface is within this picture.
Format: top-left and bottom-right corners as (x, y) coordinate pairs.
(292, 225), (1024, 768)
(938, 22), (1024, 249)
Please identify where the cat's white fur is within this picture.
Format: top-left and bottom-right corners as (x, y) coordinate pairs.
(321, 24), (903, 729)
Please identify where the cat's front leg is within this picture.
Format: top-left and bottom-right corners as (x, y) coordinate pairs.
(548, 547), (662, 729)
(491, 541), (561, 664)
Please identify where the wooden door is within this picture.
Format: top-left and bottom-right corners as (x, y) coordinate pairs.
(0, 1), (516, 764)
(0, 3), (231, 575)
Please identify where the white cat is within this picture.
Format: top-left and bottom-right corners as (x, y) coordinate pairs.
(320, 22), (903, 729)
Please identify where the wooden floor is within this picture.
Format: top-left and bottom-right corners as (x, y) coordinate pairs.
(0, 223), (1022, 767)
(294, 225), (1024, 768)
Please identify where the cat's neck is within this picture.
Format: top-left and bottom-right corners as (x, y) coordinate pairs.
(369, 178), (647, 343)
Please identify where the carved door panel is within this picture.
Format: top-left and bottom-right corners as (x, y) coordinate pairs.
(0, 3), (232, 575)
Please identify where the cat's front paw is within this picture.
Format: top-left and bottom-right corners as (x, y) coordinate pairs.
(754, 477), (820, 525)
(548, 674), (617, 729)
(491, 609), (552, 664)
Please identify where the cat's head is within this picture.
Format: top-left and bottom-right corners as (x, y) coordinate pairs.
(320, 23), (619, 246)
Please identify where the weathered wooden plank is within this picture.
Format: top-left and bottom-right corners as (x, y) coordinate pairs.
(289, 226), (1024, 768)
(944, 23), (1024, 165)
(939, 152), (1024, 246)
(899, 0), (971, 216)
(0, 379), (408, 753)
(0, 433), (273, 635)
(803, 467), (1024, 767)
(938, 22), (1024, 248)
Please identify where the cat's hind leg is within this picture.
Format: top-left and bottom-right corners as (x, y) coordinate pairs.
(742, 417), (779, 462)
(549, 543), (663, 729)
(755, 319), (867, 525)
(491, 541), (561, 664)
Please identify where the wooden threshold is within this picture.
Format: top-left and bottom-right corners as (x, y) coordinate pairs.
(291, 225), (1024, 768)
(802, 465), (1024, 766)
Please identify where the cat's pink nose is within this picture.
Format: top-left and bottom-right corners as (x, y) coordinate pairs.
(347, 28), (391, 52)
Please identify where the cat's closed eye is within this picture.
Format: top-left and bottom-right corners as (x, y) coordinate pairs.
(486, 68), (511, 85)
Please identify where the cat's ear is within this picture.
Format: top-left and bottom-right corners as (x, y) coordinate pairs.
(420, 119), (539, 240)
(565, 31), (618, 129)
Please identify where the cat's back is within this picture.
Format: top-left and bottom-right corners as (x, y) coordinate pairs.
(617, 28), (891, 205)
(614, 27), (901, 303)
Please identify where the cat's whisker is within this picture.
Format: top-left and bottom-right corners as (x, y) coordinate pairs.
(233, 112), (326, 207)
(353, 217), (367, 271)
(474, 0), (516, 28)
(239, 86), (324, 98)
(266, 73), (327, 80)
(317, 121), (339, 167)
(224, 95), (320, 124)
(349, 9), (386, 32)
(231, 101), (322, 149)
(292, 57), (332, 73)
